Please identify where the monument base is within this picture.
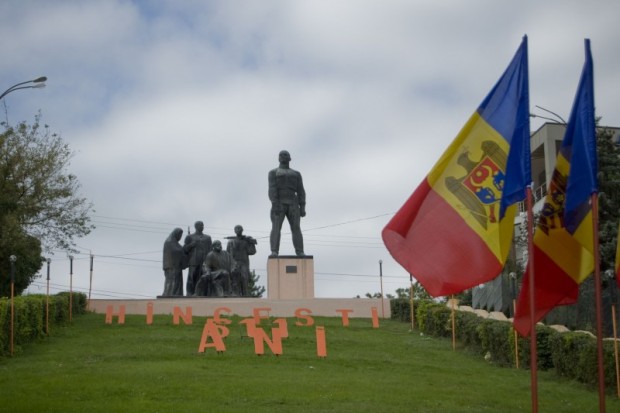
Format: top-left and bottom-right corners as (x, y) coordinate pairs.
(267, 255), (314, 299)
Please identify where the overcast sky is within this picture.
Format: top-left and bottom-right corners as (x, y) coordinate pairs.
(3, 0), (620, 300)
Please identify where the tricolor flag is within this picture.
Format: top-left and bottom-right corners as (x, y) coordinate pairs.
(514, 39), (597, 336)
(382, 37), (530, 297)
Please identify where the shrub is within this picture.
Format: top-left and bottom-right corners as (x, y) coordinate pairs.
(392, 297), (618, 391)
(550, 332), (617, 388)
(0, 292), (87, 356)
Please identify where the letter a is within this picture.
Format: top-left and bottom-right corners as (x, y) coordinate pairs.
(198, 319), (230, 353)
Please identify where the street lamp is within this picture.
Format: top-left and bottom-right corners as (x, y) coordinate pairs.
(46, 258), (51, 335)
(68, 255), (74, 322)
(379, 260), (385, 319)
(0, 76), (47, 100)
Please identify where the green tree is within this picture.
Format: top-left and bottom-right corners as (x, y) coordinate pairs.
(0, 114), (94, 296)
(543, 124), (620, 334)
(596, 126), (620, 272)
(248, 270), (265, 297)
(0, 216), (42, 296)
(411, 281), (431, 301)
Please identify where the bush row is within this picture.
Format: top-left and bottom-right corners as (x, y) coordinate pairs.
(0, 292), (87, 356)
(391, 298), (618, 391)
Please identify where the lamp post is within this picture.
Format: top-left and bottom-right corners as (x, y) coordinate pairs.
(0, 77), (47, 100)
(88, 253), (94, 311)
(9, 255), (17, 356)
(68, 255), (74, 322)
(409, 273), (415, 330)
(46, 258), (51, 335)
(379, 260), (385, 319)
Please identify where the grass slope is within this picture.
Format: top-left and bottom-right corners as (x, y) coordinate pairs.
(1, 312), (618, 412)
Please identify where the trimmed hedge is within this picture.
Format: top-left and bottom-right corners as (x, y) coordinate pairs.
(0, 292), (87, 356)
(394, 298), (619, 392)
(549, 332), (617, 388)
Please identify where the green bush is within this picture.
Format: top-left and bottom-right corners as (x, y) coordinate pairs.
(477, 318), (514, 366)
(0, 292), (87, 356)
(550, 332), (617, 388)
(512, 324), (556, 371)
(417, 300), (452, 338)
(392, 298), (618, 391)
(390, 298), (416, 322)
(454, 310), (485, 354)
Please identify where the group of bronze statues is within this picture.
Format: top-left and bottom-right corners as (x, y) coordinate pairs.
(162, 222), (257, 297)
(162, 150), (307, 298)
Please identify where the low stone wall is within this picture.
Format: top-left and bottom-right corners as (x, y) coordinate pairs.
(88, 297), (389, 319)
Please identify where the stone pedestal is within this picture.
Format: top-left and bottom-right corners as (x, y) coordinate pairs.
(267, 255), (314, 299)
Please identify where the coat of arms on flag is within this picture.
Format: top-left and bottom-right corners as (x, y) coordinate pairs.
(446, 140), (507, 229)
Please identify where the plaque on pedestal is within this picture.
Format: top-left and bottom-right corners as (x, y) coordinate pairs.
(267, 255), (314, 299)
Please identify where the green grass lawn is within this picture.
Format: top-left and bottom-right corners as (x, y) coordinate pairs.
(1, 312), (618, 412)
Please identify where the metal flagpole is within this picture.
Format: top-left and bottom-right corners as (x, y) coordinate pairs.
(451, 295), (456, 351)
(513, 298), (519, 369)
(612, 303), (620, 398)
(525, 185), (538, 413)
(610, 271), (620, 398)
(591, 194), (606, 412)
(510, 272), (519, 369)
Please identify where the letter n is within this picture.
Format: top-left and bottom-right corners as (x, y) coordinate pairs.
(249, 324), (284, 356)
(173, 306), (193, 325)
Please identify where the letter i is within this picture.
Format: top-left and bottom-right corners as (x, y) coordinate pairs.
(146, 302), (154, 325)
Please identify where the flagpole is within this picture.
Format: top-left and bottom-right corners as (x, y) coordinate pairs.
(510, 271), (519, 369)
(513, 298), (519, 369)
(526, 185), (538, 413)
(591, 193), (606, 412)
(451, 295), (456, 351)
(409, 274), (415, 330)
(612, 303), (620, 398)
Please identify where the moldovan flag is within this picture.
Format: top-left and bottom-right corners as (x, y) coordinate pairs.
(514, 40), (597, 336)
(382, 37), (530, 297)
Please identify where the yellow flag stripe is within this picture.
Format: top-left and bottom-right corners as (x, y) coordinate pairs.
(427, 112), (514, 263)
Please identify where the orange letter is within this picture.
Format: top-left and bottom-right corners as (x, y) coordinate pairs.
(213, 307), (232, 325)
(173, 306), (193, 325)
(146, 302), (154, 325)
(105, 305), (126, 324)
(249, 325), (284, 356)
(252, 307), (271, 324)
(336, 309), (353, 327)
(316, 326), (327, 358)
(272, 318), (289, 339)
(295, 308), (314, 327)
(240, 318), (257, 338)
(371, 306), (380, 328)
(198, 319), (230, 353)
